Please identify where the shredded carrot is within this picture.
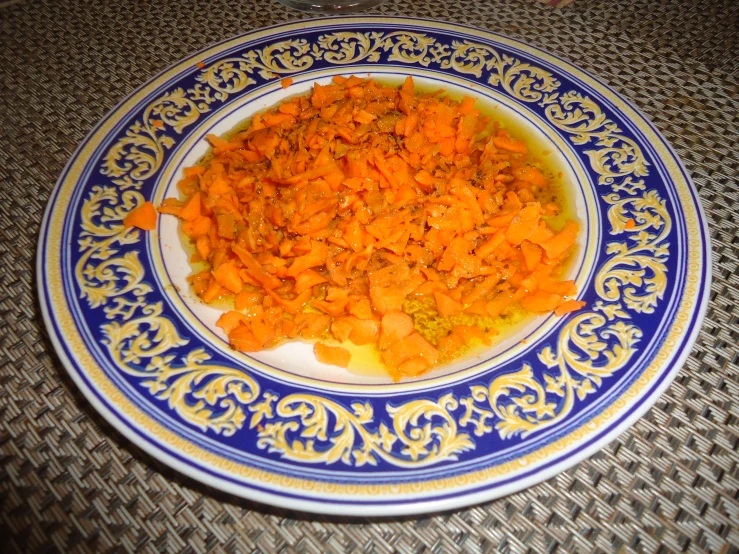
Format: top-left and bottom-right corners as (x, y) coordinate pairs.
(281, 77), (294, 89)
(554, 299), (587, 316)
(196, 61), (206, 69)
(159, 76), (584, 380)
(314, 342), (351, 367)
(124, 201), (157, 231)
(379, 310), (415, 350)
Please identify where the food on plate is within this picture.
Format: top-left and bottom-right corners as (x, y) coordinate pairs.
(158, 75), (584, 380)
(123, 201), (157, 231)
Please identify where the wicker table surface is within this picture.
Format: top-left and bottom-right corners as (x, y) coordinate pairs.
(1, 0), (738, 552)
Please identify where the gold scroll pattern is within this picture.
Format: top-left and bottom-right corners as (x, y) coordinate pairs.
(74, 30), (670, 465)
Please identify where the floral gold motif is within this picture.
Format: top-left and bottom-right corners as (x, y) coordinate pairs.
(102, 85), (221, 182)
(199, 39), (314, 96)
(315, 31), (437, 67)
(544, 92), (649, 190)
(257, 393), (473, 467)
(443, 41), (561, 103)
(597, 191), (670, 313)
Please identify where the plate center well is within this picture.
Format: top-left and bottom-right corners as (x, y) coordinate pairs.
(151, 70), (594, 388)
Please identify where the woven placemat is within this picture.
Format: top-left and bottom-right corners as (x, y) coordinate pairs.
(529, 0), (578, 8)
(1, 0), (738, 552)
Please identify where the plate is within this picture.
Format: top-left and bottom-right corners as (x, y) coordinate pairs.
(37, 17), (710, 516)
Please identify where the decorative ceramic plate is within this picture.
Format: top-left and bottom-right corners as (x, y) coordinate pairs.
(38, 17), (710, 516)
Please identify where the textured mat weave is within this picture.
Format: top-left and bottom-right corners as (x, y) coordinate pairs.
(529, 0), (578, 8)
(1, 0), (738, 553)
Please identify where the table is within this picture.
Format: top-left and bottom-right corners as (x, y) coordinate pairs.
(1, 0), (738, 552)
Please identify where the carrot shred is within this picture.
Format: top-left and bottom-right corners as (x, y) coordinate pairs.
(433, 291), (463, 316)
(159, 75), (582, 379)
(520, 291), (562, 313)
(123, 201), (157, 231)
(349, 298), (373, 320)
(382, 333), (439, 369)
(314, 342), (351, 367)
(379, 309), (415, 350)
(554, 299), (586, 316)
(541, 221), (578, 259)
(216, 311), (245, 334)
(212, 262), (243, 294)
(293, 269), (327, 295)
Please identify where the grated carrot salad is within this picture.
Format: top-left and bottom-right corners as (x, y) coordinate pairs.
(158, 75), (585, 380)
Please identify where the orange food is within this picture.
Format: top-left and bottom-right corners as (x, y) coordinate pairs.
(379, 310), (415, 350)
(160, 76), (584, 380)
(216, 310), (245, 334)
(314, 342), (351, 368)
(124, 201), (157, 231)
(434, 291), (463, 316)
(554, 299), (587, 316)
